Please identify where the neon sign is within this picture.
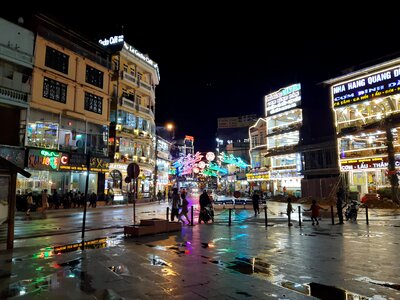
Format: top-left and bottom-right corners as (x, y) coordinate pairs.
(172, 152), (204, 176)
(28, 149), (60, 170)
(98, 35), (124, 46)
(265, 84), (301, 116)
(219, 153), (249, 168)
(123, 42), (160, 80)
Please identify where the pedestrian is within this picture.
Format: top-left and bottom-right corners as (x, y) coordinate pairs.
(286, 197), (294, 226)
(53, 190), (60, 209)
(163, 190), (166, 202)
(41, 189), (49, 214)
(207, 190), (215, 222)
(199, 190), (211, 224)
(26, 192), (33, 216)
(252, 190), (260, 216)
(336, 187), (345, 224)
(178, 192), (190, 225)
(88, 192), (97, 208)
(157, 190), (162, 204)
(304, 199), (326, 225)
(171, 188), (180, 221)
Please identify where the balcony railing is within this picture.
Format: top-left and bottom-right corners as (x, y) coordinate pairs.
(0, 86), (29, 106)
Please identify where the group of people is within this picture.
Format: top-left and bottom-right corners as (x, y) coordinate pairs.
(170, 188), (190, 224)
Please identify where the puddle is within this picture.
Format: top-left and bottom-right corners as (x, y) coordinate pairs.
(355, 276), (400, 291)
(148, 255), (171, 267)
(227, 257), (272, 277)
(281, 281), (369, 299)
(53, 237), (107, 254)
(236, 291), (252, 297)
(108, 264), (129, 275)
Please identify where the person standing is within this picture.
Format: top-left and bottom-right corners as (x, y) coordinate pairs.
(41, 189), (49, 214)
(199, 190), (211, 223)
(252, 190), (260, 216)
(171, 188), (180, 221)
(336, 187), (345, 224)
(286, 197), (294, 226)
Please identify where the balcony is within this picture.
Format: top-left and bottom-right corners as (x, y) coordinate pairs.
(122, 71), (138, 86)
(0, 86), (29, 107)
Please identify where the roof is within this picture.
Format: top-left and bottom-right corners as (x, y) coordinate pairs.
(0, 156), (31, 178)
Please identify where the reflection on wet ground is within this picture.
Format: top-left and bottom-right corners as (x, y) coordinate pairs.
(108, 264), (129, 275)
(355, 276), (400, 291)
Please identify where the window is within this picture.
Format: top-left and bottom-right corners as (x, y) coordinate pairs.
(43, 77), (67, 103)
(85, 65), (104, 88)
(84, 92), (103, 114)
(45, 46), (69, 74)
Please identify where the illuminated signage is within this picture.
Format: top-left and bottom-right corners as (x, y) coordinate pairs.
(206, 152), (215, 161)
(246, 172), (270, 181)
(123, 42), (160, 80)
(340, 157), (400, 171)
(98, 35), (124, 46)
(265, 84), (301, 116)
(59, 153), (110, 173)
(332, 65), (400, 108)
(185, 135), (194, 141)
(28, 149), (60, 170)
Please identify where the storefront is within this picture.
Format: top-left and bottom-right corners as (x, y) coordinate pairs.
(326, 59), (400, 198)
(18, 148), (108, 196)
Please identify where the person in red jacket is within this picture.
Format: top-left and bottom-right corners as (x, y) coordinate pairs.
(304, 199), (326, 225)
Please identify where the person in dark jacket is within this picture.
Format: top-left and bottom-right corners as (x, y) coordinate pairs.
(252, 190), (260, 216)
(199, 190), (211, 223)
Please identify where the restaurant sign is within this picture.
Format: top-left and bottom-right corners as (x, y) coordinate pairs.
(60, 153), (110, 172)
(28, 149), (61, 170)
(340, 157), (400, 171)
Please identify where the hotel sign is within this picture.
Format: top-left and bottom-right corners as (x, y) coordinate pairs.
(265, 84), (301, 116)
(332, 65), (400, 108)
(98, 35), (124, 46)
(340, 157), (400, 171)
(123, 42), (160, 80)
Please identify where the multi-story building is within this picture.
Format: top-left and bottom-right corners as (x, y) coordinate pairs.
(101, 35), (160, 199)
(247, 118), (270, 192)
(0, 17), (34, 170)
(265, 84), (303, 196)
(19, 15), (111, 195)
(216, 114), (257, 162)
(325, 57), (400, 198)
(155, 135), (171, 194)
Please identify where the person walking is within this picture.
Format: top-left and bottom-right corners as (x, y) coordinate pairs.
(304, 199), (327, 225)
(199, 190), (211, 224)
(252, 190), (260, 216)
(178, 192), (190, 225)
(286, 197), (294, 226)
(157, 190), (162, 204)
(26, 192), (34, 216)
(41, 189), (49, 214)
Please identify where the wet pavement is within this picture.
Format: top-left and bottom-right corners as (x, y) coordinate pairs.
(1, 207), (400, 299)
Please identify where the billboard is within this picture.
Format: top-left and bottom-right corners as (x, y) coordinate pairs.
(265, 84), (301, 117)
(332, 65), (400, 108)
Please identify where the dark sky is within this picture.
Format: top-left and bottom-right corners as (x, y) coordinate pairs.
(5, 5), (400, 151)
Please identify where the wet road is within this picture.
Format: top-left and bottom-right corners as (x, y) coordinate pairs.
(1, 209), (400, 299)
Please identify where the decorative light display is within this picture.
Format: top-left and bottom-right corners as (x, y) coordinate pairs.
(219, 152), (249, 168)
(172, 152), (204, 176)
(206, 152), (215, 161)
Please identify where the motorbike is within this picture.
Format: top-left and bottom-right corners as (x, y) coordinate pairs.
(345, 200), (359, 221)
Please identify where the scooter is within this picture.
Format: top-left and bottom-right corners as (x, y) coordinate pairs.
(345, 200), (359, 221)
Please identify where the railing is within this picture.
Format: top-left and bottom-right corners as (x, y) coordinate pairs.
(0, 86), (29, 104)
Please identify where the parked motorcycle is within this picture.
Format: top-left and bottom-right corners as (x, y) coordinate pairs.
(345, 200), (359, 221)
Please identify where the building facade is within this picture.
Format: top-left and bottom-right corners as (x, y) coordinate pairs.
(19, 15), (111, 195)
(0, 17), (34, 169)
(247, 118), (269, 192)
(155, 135), (171, 194)
(265, 84), (303, 196)
(103, 36), (160, 200)
(325, 58), (400, 198)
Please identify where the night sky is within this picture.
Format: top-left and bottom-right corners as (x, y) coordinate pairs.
(4, 5), (400, 151)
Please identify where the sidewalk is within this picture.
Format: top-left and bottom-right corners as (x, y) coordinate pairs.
(1, 211), (400, 299)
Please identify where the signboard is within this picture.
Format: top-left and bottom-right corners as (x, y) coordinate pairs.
(127, 162), (140, 179)
(246, 171), (270, 181)
(265, 84), (301, 116)
(340, 156), (400, 171)
(28, 149), (60, 170)
(98, 35), (124, 46)
(332, 65), (400, 108)
(59, 153), (110, 172)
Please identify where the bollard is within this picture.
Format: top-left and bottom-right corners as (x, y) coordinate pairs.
(133, 201), (136, 224)
(298, 206), (302, 227)
(166, 207), (170, 221)
(191, 206), (194, 226)
(366, 205), (369, 225)
(228, 208), (232, 226)
(288, 212), (291, 227)
(330, 205), (334, 225)
(264, 206), (268, 228)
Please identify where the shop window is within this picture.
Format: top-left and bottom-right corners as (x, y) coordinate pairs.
(26, 122), (59, 149)
(45, 46), (69, 74)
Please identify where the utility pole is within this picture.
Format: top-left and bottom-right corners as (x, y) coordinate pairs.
(81, 151), (91, 249)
